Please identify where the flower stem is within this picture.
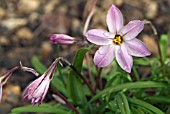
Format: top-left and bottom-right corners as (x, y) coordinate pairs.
(10, 66), (21, 72)
(95, 68), (103, 90)
(50, 86), (80, 114)
(69, 64), (96, 94)
(83, 0), (98, 35)
(85, 53), (95, 88)
(61, 58), (96, 95)
(145, 21), (165, 75)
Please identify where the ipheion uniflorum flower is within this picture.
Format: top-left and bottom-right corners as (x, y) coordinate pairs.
(23, 58), (59, 105)
(85, 4), (151, 73)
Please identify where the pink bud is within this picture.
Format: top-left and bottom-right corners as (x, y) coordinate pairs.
(50, 34), (75, 45)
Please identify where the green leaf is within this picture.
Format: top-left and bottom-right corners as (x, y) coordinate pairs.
(31, 56), (46, 74)
(11, 104), (67, 114)
(145, 96), (170, 104)
(128, 98), (164, 114)
(133, 58), (150, 66)
(115, 93), (131, 114)
(67, 48), (90, 106)
(119, 93), (131, 114)
(86, 81), (169, 108)
(116, 94), (126, 114)
(160, 34), (168, 61)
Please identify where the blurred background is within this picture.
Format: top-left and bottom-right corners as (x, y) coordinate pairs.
(0, 0), (170, 113)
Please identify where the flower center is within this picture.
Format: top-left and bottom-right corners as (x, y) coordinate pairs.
(113, 35), (123, 45)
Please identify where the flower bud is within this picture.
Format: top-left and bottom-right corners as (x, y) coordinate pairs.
(50, 34), (75, 45)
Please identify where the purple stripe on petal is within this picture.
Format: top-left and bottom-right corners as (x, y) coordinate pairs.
(119, 20), (144, 40)
(94, 44), (115, 67)
(115, 44), (133, 73)
(125, 38), (151, 57)
(106, 4), (123, 33)
(85, 29), (114, 45)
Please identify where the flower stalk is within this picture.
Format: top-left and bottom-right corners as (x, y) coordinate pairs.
(145, 20), (164, 75)
(95, 68), (103, 90)
(61, 58), (96, 95)
(50, 86), (80, 114)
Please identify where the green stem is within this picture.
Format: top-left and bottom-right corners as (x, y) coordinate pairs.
(51, 86), (80, 114)
(61, 58), (96, 95)
(132, 66), (140, 81)
(95, 68), (103, 90)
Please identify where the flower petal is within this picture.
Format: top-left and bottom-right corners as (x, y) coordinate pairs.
(94, 44), (115, 67)
(0, 85), (2, 102)
(85, 29), (114, 45)
(125, 38), (151, 57)
(23, 76), (44, 100)
(119, 20), (144, 40)
(32, 76), (50, 105)
(115, 44), (133, 73)
(106, 4), (123, 33)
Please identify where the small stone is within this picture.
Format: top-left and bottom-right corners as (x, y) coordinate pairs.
(1, 18), (27, 30)
(0, 7), (6, 19)
(145, 0), (158, 19)
(101, 0), (123, 9)
(44, 0), (60, 13)
(3, 84), (21, 104)
(41, 42), (53, 57)
(71, 18), (82, 35)
(0, 37), (10, 46)
(18, 0), (40, 14)
(16, 27), (33, 40)
(29, 12), (39, 22)
(142, 35), (158, 55)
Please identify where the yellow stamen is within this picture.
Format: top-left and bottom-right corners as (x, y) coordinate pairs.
(113, 35), (123, 45)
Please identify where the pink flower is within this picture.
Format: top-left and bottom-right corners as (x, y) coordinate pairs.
(85, 4), (151, 73)
(23, 59), (58, 106)
(0, 71), (12, 102)
(50, 34), (75, 45)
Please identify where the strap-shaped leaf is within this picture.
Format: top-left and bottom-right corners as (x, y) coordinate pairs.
(86, 81), (169, 109)
(128, 98), (164, 114)
(115, 93), (131, 114)
(11, 104), (67, 114)
(160, 34), (168, 62)
(67, 48), (90, 106)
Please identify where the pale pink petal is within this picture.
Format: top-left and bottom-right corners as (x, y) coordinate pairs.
(125, 38), (151, 57)
(0, 85), (2, 102)
(119, 20), (144, 40)
(33, 76), (50, 100)
(94, 44), (115, 67)
(23, 75), (44, 99)
(115, 44), (133, 73)
(106, 4), (123, 33)
(85, 29), (114, 45)
(32, 79), (50, 106)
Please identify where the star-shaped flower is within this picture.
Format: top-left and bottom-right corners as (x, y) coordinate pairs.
(85, 4), (151, 73)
